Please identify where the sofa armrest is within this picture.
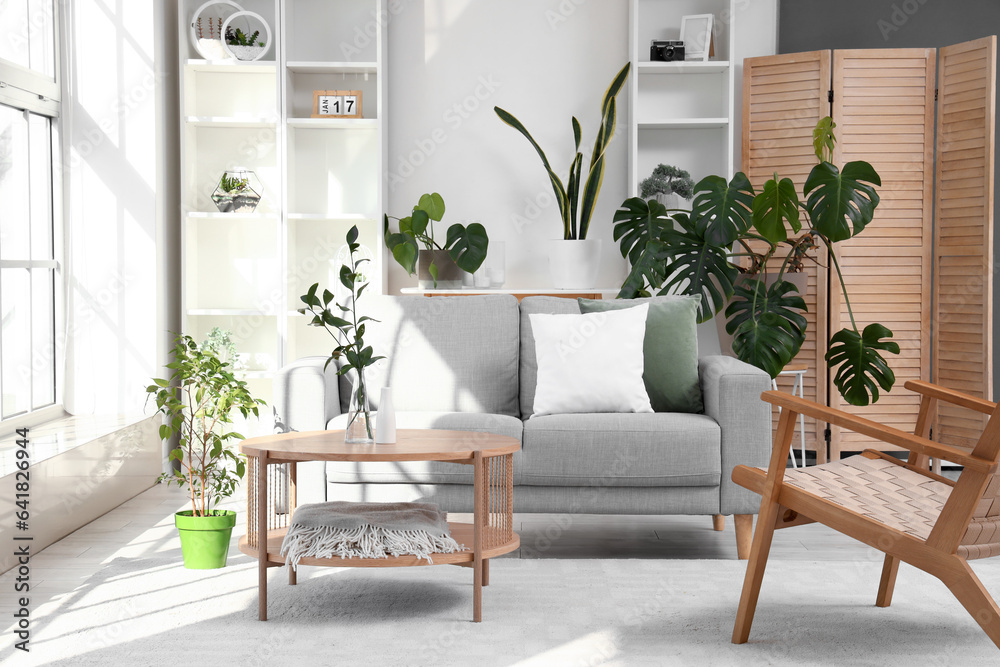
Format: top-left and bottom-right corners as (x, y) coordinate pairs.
(700, 355), (772, 515)
(273, 356), (341, 505)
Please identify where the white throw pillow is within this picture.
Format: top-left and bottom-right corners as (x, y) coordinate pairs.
(529, 304), (653, 417)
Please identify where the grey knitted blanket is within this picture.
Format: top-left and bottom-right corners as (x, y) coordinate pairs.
(279, 501), (466, 570)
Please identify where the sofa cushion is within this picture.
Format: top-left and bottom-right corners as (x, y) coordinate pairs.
(325, 412), (523, 485)
(520, 412), (721, 487)
(339, 295), (520, 416)
(519, 296), (582, 419)
(578, 296), (703, 413)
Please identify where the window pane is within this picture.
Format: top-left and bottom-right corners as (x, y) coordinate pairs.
(1, 267), (31, 418)
(0, 105), (29, 260)
(30, 267), (54, 409)
(0, 0), (30, 70)
(29, 112), (52, 259)
(27, 0), (55, 78)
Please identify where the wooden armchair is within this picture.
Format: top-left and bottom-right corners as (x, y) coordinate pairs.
(731, 380), (1000, 649)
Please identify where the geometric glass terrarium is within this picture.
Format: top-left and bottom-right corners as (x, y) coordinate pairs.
(211, 168), (262, 213)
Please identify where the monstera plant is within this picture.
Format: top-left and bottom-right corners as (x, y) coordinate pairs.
(614, 117), (898, 407)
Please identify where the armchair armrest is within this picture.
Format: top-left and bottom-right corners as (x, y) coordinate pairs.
(762, 390), (998, 474)
(273, 356), (342, 505)
(904, 380), (996, 415)
(700, 355), (773, 515)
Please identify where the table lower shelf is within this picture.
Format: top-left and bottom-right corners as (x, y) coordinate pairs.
(238, 521), (520, 567)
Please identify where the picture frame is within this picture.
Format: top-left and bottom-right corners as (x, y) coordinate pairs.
(312, 90), (363, 118)
(680, 14), (714, 62)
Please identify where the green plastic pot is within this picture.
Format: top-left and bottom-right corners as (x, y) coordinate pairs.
(175, 510), (237, 569)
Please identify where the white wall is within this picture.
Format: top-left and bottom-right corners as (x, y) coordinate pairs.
(61, 0), (160, 416)
(385, 0), (776, 294)
(386, 0), (631, 292)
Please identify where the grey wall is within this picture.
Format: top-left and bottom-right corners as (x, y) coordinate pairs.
(779, 0), (1000, 397)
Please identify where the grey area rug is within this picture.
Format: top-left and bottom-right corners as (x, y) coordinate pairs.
(3, 555), (999, 666)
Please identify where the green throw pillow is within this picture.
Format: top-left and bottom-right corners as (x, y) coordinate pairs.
(578, 296), (703, 413)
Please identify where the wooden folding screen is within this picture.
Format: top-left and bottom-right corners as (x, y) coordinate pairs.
(742, 51), (831, 461)
(933, 36), (997, 448)
(742, 38), (995, 461)
(828, 49), (936, 460)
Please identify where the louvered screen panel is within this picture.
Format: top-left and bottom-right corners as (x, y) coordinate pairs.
(743, 51), (831, 461)
(827, 49), (937, 459)
(934, 36), (996, 449)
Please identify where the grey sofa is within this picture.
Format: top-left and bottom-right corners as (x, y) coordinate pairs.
(274, 295), (771, 555)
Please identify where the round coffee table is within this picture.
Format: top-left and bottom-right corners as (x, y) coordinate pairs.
(238, 429), (520, 622)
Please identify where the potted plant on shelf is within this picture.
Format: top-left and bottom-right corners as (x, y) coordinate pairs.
(383, 192), (489, 288)
(639, 163), (695, 211)
(494, 62), (630, 289)
(613, 117), (898, 407)
(299, 225), (385, 443)
(211, 169), (261, 213)
(224, 25), (266, 61)
(146, 332), (264, 569)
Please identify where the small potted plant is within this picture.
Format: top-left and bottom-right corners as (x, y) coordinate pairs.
(639, 164), (695, 210)
(147, 332), (264, 569)
(211, 169), (261, 213)
(494, 62), (630, 289)
(225, 26), (266, 61)
(383, 192), (489, 288)
(299, 225), (385, 443)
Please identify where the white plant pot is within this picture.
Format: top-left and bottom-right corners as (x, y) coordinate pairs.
(654, 192), (682, 209)
(548, 239), (603, 290)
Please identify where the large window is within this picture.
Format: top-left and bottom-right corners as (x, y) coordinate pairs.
(0, 0), (60, 423)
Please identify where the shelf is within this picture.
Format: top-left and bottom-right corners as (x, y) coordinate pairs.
(185, 59), (277, 73)
(186, 309), (276, 317)
(286, 61), (378, 75)
(186, 211), (277, 220)
(638, 118), (729, 130)
(287, 117), (378, 129)
(637, 60), (730, 74)
(185, 116), (278, 128)
(287, 212), (372, 221)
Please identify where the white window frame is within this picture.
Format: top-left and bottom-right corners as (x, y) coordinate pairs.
(0, 0), (64, 433)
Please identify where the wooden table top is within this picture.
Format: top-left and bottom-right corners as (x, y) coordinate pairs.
(239, 429), (520, 462)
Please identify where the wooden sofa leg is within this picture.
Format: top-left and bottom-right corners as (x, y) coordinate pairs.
(946, 559), (1000, 650)
(713, 514), (726, 531)
(734, 514), (753, 560)
(876, 554), (900, 608)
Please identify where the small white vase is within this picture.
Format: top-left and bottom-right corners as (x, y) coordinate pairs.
(548, 239), (603, 290)
(375, 387), (396, 444)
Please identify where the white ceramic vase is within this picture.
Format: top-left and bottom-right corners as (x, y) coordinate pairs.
(375, 387), (396, 444)
(548, 239), (603, 290)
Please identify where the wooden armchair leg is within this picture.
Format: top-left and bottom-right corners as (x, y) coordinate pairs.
(733, 505), (777, 643)
(734, 514), (753, 560)
(946, 560), (1000, 650)
(876, 555), (899, 607)
(713, 514), (726, 531)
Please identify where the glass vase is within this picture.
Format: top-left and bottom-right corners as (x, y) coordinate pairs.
(344, 374), (375, 444)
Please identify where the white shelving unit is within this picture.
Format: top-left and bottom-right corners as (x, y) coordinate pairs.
(178, 0), (388, 404)
(628, 0), (736, 195)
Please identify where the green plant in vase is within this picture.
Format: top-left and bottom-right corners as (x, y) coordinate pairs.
(146, 333), (264, 568)
(639, 164), (695, 209)
(384, 192), (488, 288)
(613, 117), (898, 407)
(299, 225), (384, 442)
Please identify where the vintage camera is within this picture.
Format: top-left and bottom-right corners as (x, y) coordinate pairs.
(650, 40), (685, 62)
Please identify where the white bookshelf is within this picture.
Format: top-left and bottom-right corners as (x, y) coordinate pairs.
(628, 0), (737, 195)
(178, 0), (388, 405)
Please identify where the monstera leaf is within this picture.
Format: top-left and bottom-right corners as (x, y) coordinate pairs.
(803, 161), (881, 242)
(383, 214), (418, 274)
(649, 212), (738, 322)
(444, 222), (489, 273)
(613, 197), (674, 265)
(826, 323), (900, 407)
(752, 176), (800, 244)
(617, 238), (669, 300)
(813, 116), (836, 162)
(724, 278), (808, 379)
(690, 172), (755, 246)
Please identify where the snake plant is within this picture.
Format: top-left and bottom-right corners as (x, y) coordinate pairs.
(494, 62), (630, 240)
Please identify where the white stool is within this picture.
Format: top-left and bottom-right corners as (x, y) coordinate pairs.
(772, 364), (808, 468)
